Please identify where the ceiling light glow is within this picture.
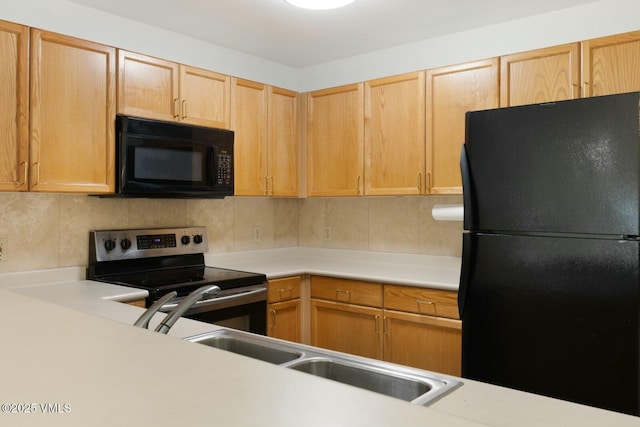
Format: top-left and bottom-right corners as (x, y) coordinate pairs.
(284, 0), (356, 10)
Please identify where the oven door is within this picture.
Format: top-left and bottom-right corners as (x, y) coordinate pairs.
(160, 285), (267, 335)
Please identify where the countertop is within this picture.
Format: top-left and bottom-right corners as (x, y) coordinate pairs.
(0, 252), (638, 426)
(206, 247), (462, 290)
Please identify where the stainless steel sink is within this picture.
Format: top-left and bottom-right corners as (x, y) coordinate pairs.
(185, 329), (461, 406)
(186, 329), (304, 365)
(285, 357), (434, 403)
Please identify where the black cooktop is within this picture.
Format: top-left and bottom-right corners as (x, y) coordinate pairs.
(102, 265), (266, 298)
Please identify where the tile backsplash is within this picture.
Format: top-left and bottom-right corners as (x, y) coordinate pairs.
(0, 193), (462, 273)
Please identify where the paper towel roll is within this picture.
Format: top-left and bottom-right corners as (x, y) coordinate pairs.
(432, 204), (464, 221)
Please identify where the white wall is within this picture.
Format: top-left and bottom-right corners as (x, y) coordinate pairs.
(0, 0), (638, 92)
(300, 0), (640, 91)
(0, 0), (300, 90)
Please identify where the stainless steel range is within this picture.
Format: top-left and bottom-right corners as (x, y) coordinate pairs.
(87, 226), (268, 334)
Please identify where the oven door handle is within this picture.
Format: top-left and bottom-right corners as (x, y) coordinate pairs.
(160, 285), (267, 313)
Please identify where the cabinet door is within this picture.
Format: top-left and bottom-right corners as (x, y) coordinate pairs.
(30, 30), (115, 193)
(307, 83), (364, 196)
(268, 86), (299, 197)
(231, 78), (268, 196)
(311, 299), (383, 360)
(500, 43), (580, 107)
(0, 20), (28, 191)
(268, 299), (301, 343)
(364, 72), (425, 195)
(180, 65), (230, 129)
(582, 30), (640, 97)
(117, 50), (179, 121)
(384, 309), (461, 376)
(426, 58), (498, 194)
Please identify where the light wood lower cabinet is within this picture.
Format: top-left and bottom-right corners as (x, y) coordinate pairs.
(383, 310), (461, 376)
(125, 298), (146, 308)
(267, 276), (301, 343)
(310, 299), (384, 360)
(310, 276), (461, 375)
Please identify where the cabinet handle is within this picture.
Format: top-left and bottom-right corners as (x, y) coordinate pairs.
(416, 299), (436, 314)
(181, 100), (187, 119)
(34, 162), (40, 186)
(375, 315), (380, 334)
(264, 177), (269, 196)
(335, 289), (351, 302)
(21, 162), (27, 187)
(173, 98), (179, 119)
(583, 82), (590, 97)
(356, 176), (361, 195)
(417, 172), (422, 192)
(383, 316), (388, 336)
(271, 177), (275, 196)
(426, 172), (432, 193)
(270, 309), (277, 329)
(279, 287), (293, 299)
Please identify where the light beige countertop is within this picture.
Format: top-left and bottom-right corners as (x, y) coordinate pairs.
(0, 259), (638, 426)
(206, 247), (462, 290)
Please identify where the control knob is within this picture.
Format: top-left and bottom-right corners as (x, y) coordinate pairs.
(193, 234), (203, 244)
(104, 239), (116, 252)
(120, 238), (132, 250)
(181, 235), (191, 245)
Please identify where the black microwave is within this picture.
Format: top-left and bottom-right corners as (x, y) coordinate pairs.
(115, 115), (234, 198)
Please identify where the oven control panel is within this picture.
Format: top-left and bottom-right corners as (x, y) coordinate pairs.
(89, 226), (208, 262)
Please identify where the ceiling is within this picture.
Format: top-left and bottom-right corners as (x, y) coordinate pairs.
(68, 0), (600, 68)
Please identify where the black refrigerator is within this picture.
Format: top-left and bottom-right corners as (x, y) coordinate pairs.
(458, 92), (640, 416)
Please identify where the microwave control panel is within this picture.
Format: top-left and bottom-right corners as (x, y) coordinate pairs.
(217, 153), (232, 186)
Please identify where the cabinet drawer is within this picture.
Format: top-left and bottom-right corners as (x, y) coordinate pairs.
(267, 276), (301, 303)
(384, 285), (459, 319)
(311, 276), (383, 307)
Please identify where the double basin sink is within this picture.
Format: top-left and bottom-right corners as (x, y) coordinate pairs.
(185, 328), (462, 406)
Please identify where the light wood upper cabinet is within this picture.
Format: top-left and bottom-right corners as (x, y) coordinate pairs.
(582, 30), (640, 97)
(117, 50), (178, 122)
(118, 50), (230, 128)
(232, 79), (298, 197)
(232, 78), (268, 196)
(0, 20), (28, 191)
(180, 65), (230, 128)
(364, 72), (425, 195)
(500, 43), (580, 107)
(30, 29), (115, 193)
(426, 58), (499, 194)
(307, 83), (364, 197)
(268, 86), (299, 197)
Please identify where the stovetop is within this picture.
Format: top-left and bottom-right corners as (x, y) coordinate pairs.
(100, 265), (267, 297)
(87, 227), (266, 300)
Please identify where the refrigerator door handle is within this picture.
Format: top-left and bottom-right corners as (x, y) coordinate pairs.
(458, 232), (474, 317)
(460, 143), (474, 230)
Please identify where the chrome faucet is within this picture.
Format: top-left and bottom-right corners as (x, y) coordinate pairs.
(154, 285), (221, 334)
(133, 291), (177, 329)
